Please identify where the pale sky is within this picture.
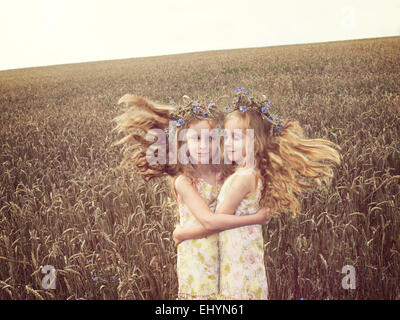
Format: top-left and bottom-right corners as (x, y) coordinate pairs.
(0, 0), (399, 71)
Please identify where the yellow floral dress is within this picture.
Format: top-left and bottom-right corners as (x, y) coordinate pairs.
(176, 174), (222, 300)
(217, 167), (268, 300)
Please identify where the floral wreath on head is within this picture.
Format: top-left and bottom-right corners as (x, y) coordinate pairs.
(224, 88), (285, 137)
(165, 95), (225, 137)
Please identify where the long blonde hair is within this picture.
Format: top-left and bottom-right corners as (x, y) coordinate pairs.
(224, 109), (342, 218)
(111, 94), (224, 202)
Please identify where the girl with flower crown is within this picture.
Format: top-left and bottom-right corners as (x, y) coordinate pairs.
(112, 94), (270, 300)
(173, 89), (342, 299)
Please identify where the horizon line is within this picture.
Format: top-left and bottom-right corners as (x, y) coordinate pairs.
(1, 35), (399, 73)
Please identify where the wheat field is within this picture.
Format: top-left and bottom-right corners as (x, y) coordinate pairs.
(0, 36), (399, 300)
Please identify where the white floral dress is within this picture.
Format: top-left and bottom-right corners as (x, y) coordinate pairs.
(176, 175), (222, 300)
(217, 167), (268, 300)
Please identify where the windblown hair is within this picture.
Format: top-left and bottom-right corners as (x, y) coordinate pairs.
(111, 94), (224, 202)
(224, 109), (342, 218)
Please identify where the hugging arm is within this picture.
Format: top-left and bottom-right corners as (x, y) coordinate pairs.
(173, 207), (270, 245)
(173, 174), (271, 245)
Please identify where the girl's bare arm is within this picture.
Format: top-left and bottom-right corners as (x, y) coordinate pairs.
(173, 207), (270, 245)
(173, 174), (270, 244)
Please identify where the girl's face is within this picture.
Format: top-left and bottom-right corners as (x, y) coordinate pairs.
(186, 120), (219, 164)
(224, 117), (247, 164)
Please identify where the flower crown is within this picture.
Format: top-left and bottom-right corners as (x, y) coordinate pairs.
(224, 88), (284, 137)
(168, 95), (224, 127)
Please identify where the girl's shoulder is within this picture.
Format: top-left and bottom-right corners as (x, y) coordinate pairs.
(231, 167), (260, 191)
(174, 175), (193, 196)
(234, 166), (259, 177)
(226, 168), (254, 188)
(174, 174), (199, 204)
(174, 174), (195, 190)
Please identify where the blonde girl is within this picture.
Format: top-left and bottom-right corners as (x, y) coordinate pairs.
(112, 94), (270, 300)
(173, 89), (342, 299)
